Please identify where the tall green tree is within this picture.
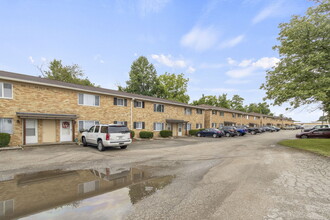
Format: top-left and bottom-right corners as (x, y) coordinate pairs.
(245, 102), (272, 114)
(42, 59), (95, 86)
(119, 56), (160, 96)
(191, 95), (219, 106)
(218, 94), (231, 108)
(230, 95), (245, 111)
(157, 73), (190, 103)
(261, 0), (330, 119)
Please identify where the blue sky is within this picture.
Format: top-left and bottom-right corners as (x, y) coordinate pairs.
(0, 0), (322, 122)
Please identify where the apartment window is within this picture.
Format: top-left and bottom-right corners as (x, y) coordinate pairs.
(186, 123), (192, 131)
(238, 114), (242, 118)
(166, 123), (172, 131)
(0, 118), (13, 134)
(0, 199), (14, 217)
(246, 115), (249, 119)
(0, 82), (13, 99)
(196, 123), (203, 129)
(211, 123), (217, 128)
(78, 93), (100, 106)
(196, 109), (203, 114)
(219, 123), (224, 127)
(232, 113), (236, 118)
(134, 100), (144, 108)
(184, 108), (192, 115)
(114, 121), (128, 126)
(154, 104), (164, 112)
(154, 122), (164, 131)
(78, 120), (99, 132)
(133, 122), (145, 129)
(78, 181), (100, 194)
(219, 111), (224, 116)
(114, 97), (127, 106)
(254, 117), (257, 120)
(212, 110), (217, 115)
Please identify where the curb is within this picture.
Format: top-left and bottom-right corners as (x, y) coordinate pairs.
(0, 146), (23, 151)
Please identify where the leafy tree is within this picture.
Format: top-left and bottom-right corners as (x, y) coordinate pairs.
(119, 56), (160, 97)
(191, 95), (219, 106)
(230, 95), (245, 111)
(261, 0), (330, 119)
(157, 73), (190, 103)
(245, 103), (259, 113)
(42, 59), (95, 86)
(218, 94), (231, 109)
(319, 115), (329, 121)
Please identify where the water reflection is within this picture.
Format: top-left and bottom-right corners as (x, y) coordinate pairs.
(0, 167), (174, 219)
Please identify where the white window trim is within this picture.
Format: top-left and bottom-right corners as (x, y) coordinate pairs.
(0, 82), (13, 99)
(135, 122), (143, 129)
(78, 120), (99, 131)
(77, 93), (100, 107)
(154, 104), (164, 113)
(0, 118), (13, 134)
(135, 101), (143, 108)
(154, 122), (164, 131)
(185, 108), (192, 115)
(117, 98), (125, 106)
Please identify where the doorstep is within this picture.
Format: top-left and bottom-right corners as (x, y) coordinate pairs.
(0, 146), (23, 151)
(22, 142), (76, 148)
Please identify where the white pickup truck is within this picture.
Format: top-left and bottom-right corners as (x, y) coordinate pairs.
(81, 124), (132, 151)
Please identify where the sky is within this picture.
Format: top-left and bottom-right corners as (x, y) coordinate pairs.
(0, 0), (323, 123)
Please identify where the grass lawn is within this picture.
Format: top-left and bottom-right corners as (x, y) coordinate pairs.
(279, 139), (330, 157)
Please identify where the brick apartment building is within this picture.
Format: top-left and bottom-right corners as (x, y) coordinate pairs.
(0, 70), (294, 146)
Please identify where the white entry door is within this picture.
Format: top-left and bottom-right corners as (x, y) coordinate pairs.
(26, 119), (38, 144)
(60, 120), (72, 142)
(178, 123), (182, 136)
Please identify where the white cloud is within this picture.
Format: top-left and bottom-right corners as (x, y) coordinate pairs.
(252, 57), (279, 69)
(252, 1), (283, 24)
(94, 54), (105, 64)
(186, 66), (196, 73)
(227, 57), (237, 65)
(219, 34), (245, 49)
(199, 62), (224, 69)
(138, 0), (171, 16)
(225, 56), (279, 78)
(151, 54), (187, 68)
(28, 56), (34, 64)
(41, 57), (47, 62)
(181, 26), (219, 51)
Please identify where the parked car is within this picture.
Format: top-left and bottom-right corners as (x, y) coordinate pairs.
(235, 126), (247, 136)
(270, 126), (281, 132)
(282, 126), (296, 130)
(295, 125), (304, 129)
(296, 128), (330, 139)
(81, 124), (132, 151)
(303, 124), (329, 132)
(261, 126), (277, 132)
(196, 128), (224, 138)
(219, 126), (238, 137)
(247, 127), (262, 135)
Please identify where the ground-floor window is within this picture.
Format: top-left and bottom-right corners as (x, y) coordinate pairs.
(0, 118), (13, 134)
(114, 121), (127, 126)
(78, 120), (99, 132)
(196, 123), (202, 129)
(186, 123), (192, 131)
(211, 123), (217, 128)
(154, 122), (164, 131)
(166, 123), (172, 131)
(133, 122), (145, 129)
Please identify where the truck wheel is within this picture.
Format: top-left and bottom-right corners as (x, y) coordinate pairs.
(120, 145), (127, 149)
(82, 137), (88, 147)
(97, 140), (105, 151)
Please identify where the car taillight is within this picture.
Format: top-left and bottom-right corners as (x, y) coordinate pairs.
(106, 133), (110, 140)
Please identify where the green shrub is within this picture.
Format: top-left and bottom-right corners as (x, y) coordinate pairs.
(160, 130), (172, 137)
(139, 131), (154, 139)
(130, 130), (135, 138)
(189, 129), (201, 136)
(0, 133), (11, 147)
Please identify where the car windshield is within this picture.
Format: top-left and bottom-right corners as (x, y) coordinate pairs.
(108, 126), (130, 133)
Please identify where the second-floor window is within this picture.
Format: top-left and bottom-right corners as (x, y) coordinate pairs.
(212, 110), (217, 115)
(219, 111), (224, 116)
(196, 109), (203, 114)
(134, 100), (144, 108)
(0, 82), (13, 99)
(184, 108), (192, 115)
(114, 98), (127, 106)
(232, 113), (236, 118)
(154, 104), (164, 112)
(78, 93), (100, 106)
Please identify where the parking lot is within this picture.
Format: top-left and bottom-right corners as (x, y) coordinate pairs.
(0, 130), (329, 219)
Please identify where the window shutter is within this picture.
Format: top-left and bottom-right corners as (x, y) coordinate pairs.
(162, 123), (165, 130)
(114, 121), (117, 124)
(142, 101), (145, 108)
(124, 121), (128, 126)
(134, 101), (137, 107)
(153, 123), (156, 130)
(133, 122), (136, 129)
(124, 99), (127, 106)
(114, 98), (117, 105)
(142, 122), (145, 129)
(162, 105), (164, 112)
(95, 96), (100, 106)
(78, 94), (84, 104)
(196, 124), (198, 129)
(154, 104), (156, 112)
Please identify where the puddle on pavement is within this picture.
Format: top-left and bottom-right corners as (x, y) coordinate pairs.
(0, 167), (174, 219)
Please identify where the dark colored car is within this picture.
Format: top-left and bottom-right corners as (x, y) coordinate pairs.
(196, 128), (224, 138)
(304, 124), (329, 132)
(247, 127), (262, 135)
(296, 128), (330, 139)
(219, 126), (238, 137)
(270, 126), (281, 132)
(235, 126), (247, 136)
(261, 126), (276, 132)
